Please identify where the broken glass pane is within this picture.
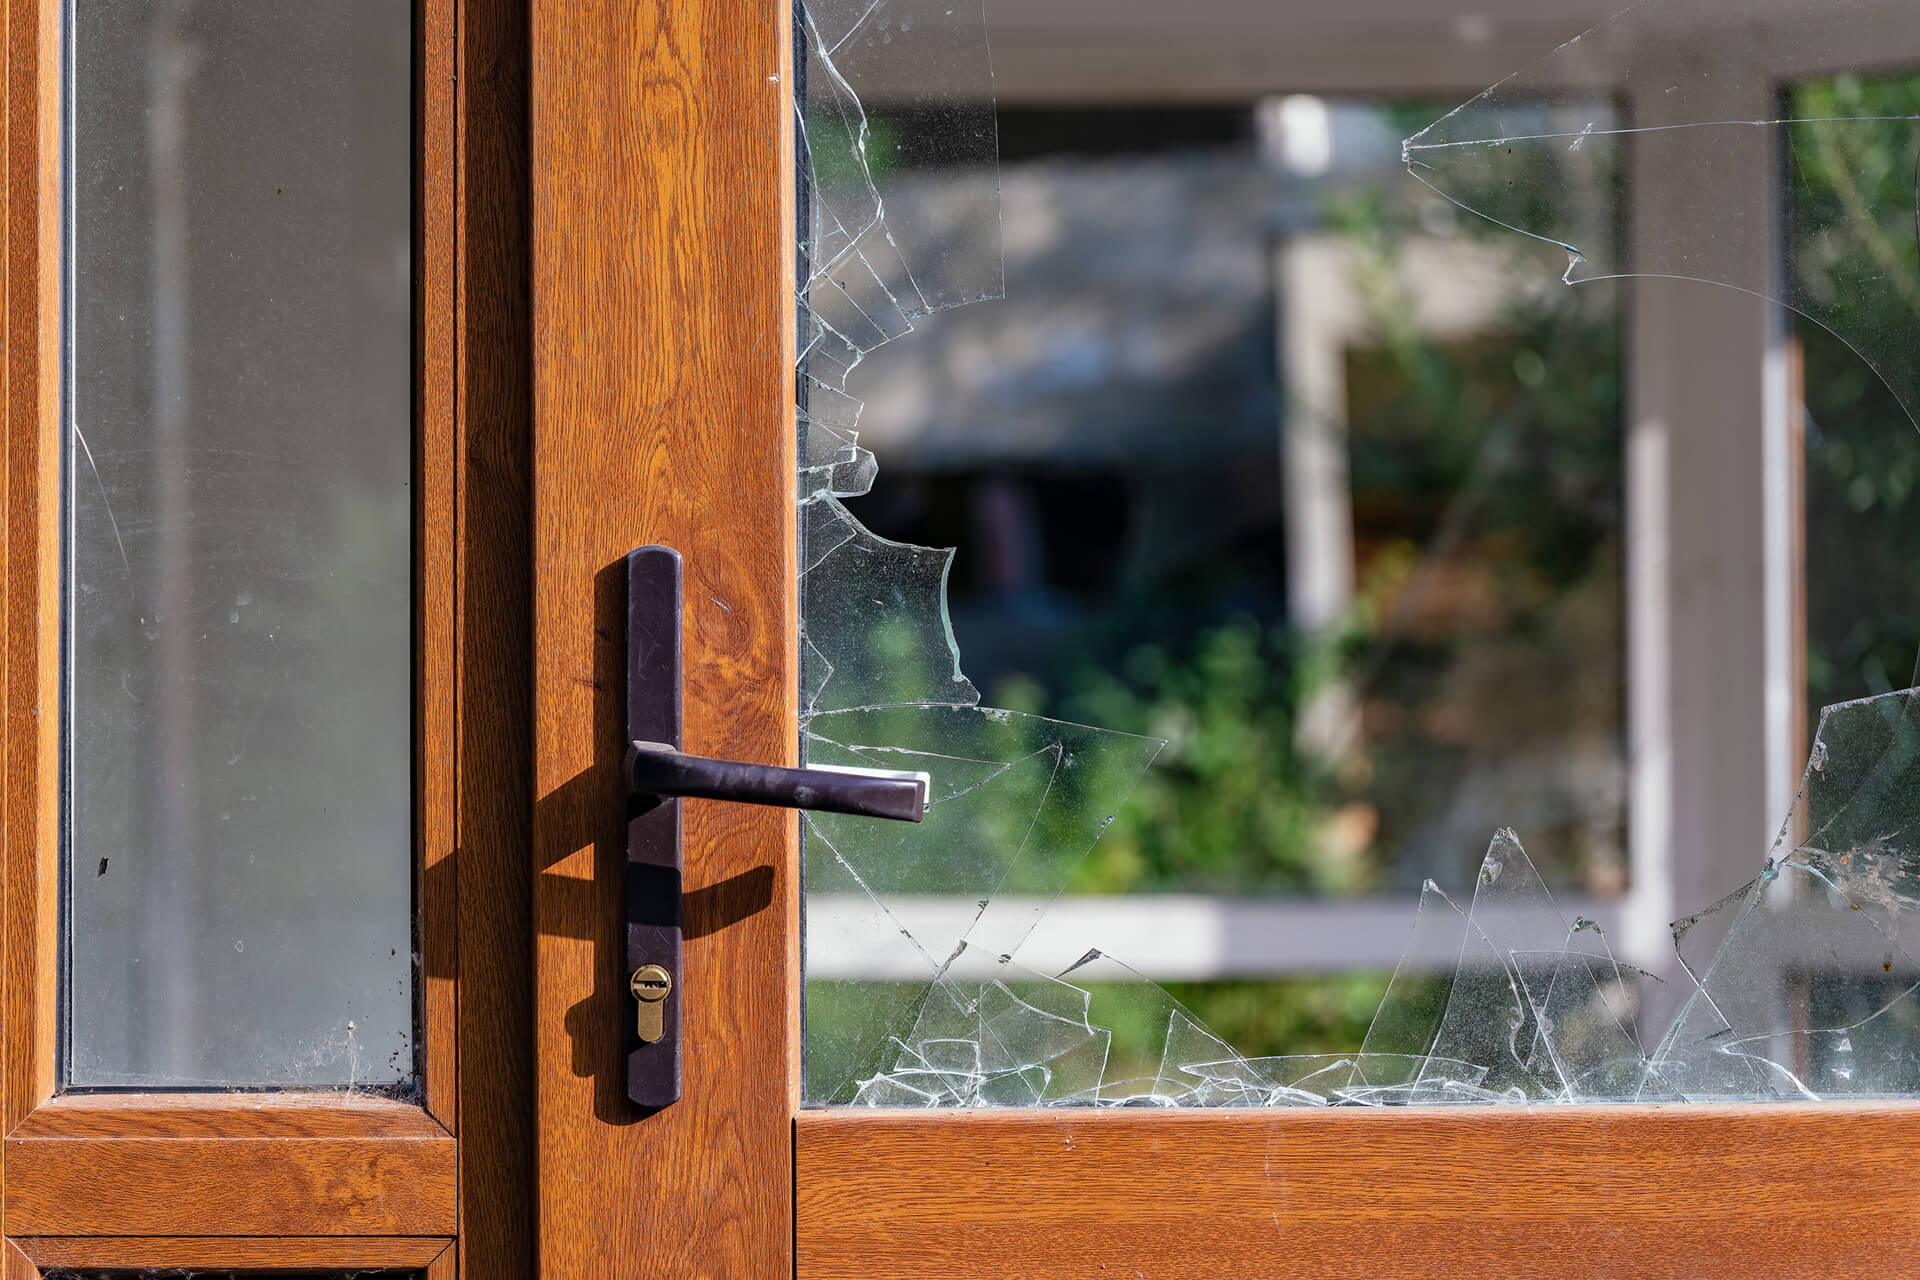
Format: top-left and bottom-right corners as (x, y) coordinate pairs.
(816, 690), (1920, 1106)
(800, 0), (1920, 1107)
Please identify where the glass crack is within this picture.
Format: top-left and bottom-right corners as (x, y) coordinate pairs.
(799, 0), (1920, 1107)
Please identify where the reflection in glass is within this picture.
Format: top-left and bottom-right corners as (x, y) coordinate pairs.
(66, 1), (411, 1087)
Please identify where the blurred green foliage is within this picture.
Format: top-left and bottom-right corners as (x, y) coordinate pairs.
(1006, 620), (1350, 896)
(1157, 974), (1394, 1058)
(1789, 74), (1920, 717)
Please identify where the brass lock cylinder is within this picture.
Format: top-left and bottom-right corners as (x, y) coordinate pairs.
(630, 964), (672, 1044)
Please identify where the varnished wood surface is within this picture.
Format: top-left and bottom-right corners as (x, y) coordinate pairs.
(530, 0), (798, 1275)
(425, 1235), (457, 1280)
(4, 0), (63, 1137)
(419, 0), (461, 1134)
(11, 1091), (452, 1138)
(451, 0), (536, 1275)
(796, 1105), (1920, 1279)
(7, 1093), (455, 1237)
(0, 0), (523, 1260)
(5, 1114), (457, 1234)
(13, 1235), (451, 1272)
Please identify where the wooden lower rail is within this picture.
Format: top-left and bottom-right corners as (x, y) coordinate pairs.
(796, 1104), (1920, 1279)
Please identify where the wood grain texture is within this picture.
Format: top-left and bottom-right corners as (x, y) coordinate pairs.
(424, 1234), (457, 1280)
(4, 0), (62, 1136)
(11, 1091), (453, 1138)
(419, 0), (461, 1132)
(5, 1098), (456, 1235)
(6, 1113), (456, 1235)
(529, 0), (798, 1275)
(12, 1235), (451, 1272)
(453, 0), (537, 1275)
(797, 1105), (1920, 1279)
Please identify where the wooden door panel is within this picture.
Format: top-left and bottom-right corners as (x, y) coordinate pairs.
(527, 0), (799, 1275)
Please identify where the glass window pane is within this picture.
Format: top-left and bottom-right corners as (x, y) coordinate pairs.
(797, 0), (1920, 1108)
(798, 83), (1626, 1104)
(66, 0), (411, 1088)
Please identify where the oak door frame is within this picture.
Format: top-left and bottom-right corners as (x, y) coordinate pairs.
(1, 0), (533, 1269)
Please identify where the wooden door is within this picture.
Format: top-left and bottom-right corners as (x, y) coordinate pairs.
(19, 1), (1919, 1278)
(1, 0), (534, 1274)
(527, 0), (798, 1274)
(523, 4), (1920, 1280)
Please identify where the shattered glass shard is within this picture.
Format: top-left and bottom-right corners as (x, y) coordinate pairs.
(801, 499), (978, 714)
(1647, 689), (1920, 1099)
(797, 0), (1000, 380)
(1783, 689), (1920, 950)
(1649, 860), (1920, 1098)
(820, 691), (1920, 1107)
(1349, 879), (1469, 1098)
(799, 418), (879, 502)
(1413, 831), (1576, 1102)
(802, 711), (1161, 1100)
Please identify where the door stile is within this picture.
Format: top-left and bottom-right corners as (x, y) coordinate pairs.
(421, 0), (462, 1134)
(450, 0), (538, 1273)
(4, 0), (63, 1141)
(529, 0), (800, 1275)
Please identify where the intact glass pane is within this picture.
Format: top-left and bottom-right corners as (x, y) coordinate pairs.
(66, 1), (411, 1088)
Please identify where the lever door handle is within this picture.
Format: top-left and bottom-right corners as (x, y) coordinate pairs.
(627, 741), (928, 823)
(623, 544), (927, 1112)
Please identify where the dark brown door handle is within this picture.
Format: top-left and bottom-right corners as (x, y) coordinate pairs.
(623, 545), (929, 1111)
(627, 741), (928, 823)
